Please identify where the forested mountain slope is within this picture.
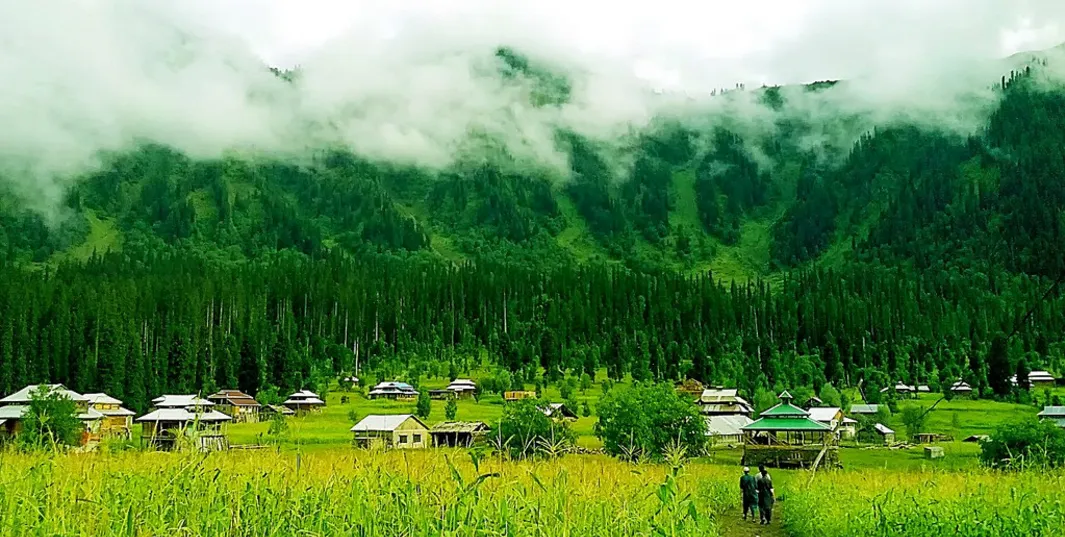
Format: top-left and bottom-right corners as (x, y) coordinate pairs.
(1, 50), (1064, 409)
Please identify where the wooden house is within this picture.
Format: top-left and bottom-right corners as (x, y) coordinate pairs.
(207, 390), (262, 423)
(740, 391), (838, 468)
(367, 382), (419, 401)
(283, 390), (325, 414)
(949, 380), (973, 395)
(445, 379), (477, 399)
(0, 405), (27, 440)
(351, 414), (430, 449)
(136, 407), (232, 451)
(697, 388), (754, 418)
(0, 385), (100, 444)
(806, 407), (843, 432)
(838, 417), (858, 440)
(430, 421), (489, 447)
(705, 414), (753, 446)
(83, 393), (136, 438)
(1012, 371), (1057, 390)
(504, 391), (537, 401)
(871, 423), (895, 445)
(540, 403), (577, 420)
(261, 404), (295, 418)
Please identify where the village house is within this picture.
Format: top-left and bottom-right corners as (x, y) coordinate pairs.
(137, 407), (232, 451)
(1037, 406), (1065, 428)
(879, 382), (917, 398)
(0, 405), (27, 440)
(697, 388), (754, 418)
(429, 379), (478, 400)
(0, 385), (101, 444)
(838, 417), (859, 440)
(848, 404), (882, 416)
(870, 423), (895, 445)
(83, 393), (136, 438)
(152, 395), (215, 409)
(802, 396), (823, 409)
(949, 380), (974, 396)
(741, 391), (837, 468)
(351, 414), (430, 449)
(705, 414), (753, 446)
(261, 404), (295, 418)
(806, 407), (844, 432)
(504, 390), (538, 401)
(540, 403), (577, 420)
(1012, 371), (1057, 390)
(368, 382), (419, 401)
(207, 390), (262, 423)
(283, 390), (326, 414)
(430, 421), (489, 447)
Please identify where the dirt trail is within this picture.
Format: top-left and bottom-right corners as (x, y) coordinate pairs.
(717, 506), (789, 537)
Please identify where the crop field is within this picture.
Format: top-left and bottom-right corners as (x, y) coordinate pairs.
(0, 451), (738, 537)
(783, 469), (1065, 537)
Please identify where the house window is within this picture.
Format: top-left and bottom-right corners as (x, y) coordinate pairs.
(413, 434), (422, 444)
(398, 435), (408, 444)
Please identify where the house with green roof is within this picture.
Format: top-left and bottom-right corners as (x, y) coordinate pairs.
(740, 390), (839, 469)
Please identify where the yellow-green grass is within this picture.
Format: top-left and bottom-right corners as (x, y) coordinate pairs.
(0, 451), (737, 537)
(784, 469), (1065, 537)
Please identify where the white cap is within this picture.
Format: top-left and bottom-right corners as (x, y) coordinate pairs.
(743, 466), (750, 472)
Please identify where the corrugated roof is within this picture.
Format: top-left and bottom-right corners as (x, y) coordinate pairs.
(287, 390), (321, 399)
(284, 397), (325, 405)
(0, 405), (29, 419)
(850, 404), (881, 414)
(950, 381), (972, 391)
(760, 402), (809, 418)
(137, 409), (232, 423)
(874, 423), (894, 435)
(540, 403), (576, 418)
(0, 385), (87, 404)
(699, 388), (739, 403)
(152, 395), (215, 408)
(351, 414), (425, 432)
(78, 408), (105, 421)
(83, 393), (123, 405)
(208, 390), (261, 407)
(742, 417), (832, 431)
(807, 407), (842, 423)
(842, 417), (858, 424)
(265, 404), (295, 415)
(430, 421), (489, 433)
(705, 415), (753, 437)
(1040, 406), (1065, 417)
(97, 408), (136, 417)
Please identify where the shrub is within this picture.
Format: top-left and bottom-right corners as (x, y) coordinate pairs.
(445, 397), (458, 420)
(415, 391), (431, 419)
(18, 386), (83, 449)
(980, 418), (1065, 469)
(496, 399), (574, 458)
(595, 383), (705, 461)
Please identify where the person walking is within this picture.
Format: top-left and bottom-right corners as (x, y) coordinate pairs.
(755, 464), (775, 525)
(739, 466), (758, 521)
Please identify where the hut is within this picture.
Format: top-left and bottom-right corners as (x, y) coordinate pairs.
(136, 407), (232, 451)
(430, 421), (489, 447)
(705, 414), (753, 446)
(802, 396), (824, 409)
(871, 423), (895, 445)
(83, 393), (136, 438)
(949, 380), (973, 396)
(207, 390), (262, 423)
(1037, 406), (1065, 428)
(540, 403), (577, 420)
(697, 388), (754, 418)
(741, 391), (838, 468)
(351, 414), (430, 449)
(504, 391), (537, 401)
(283, 390), (325, 414)
(367, 382), (419, 401)
(445, 379), (478, 399)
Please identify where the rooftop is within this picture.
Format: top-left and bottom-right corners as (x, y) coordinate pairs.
(430, 421), (489, 434)
(0, 384), (88, 404)
(849, 404), (881, 414)
(152, 395), (215, 408)
(807, 407), (842, 423)
(705, 414), (753, 437)
(82, 393), (124, 405)
(742, 417), (832, 431)
(1039, 406), (1065, 417)
(208, 390), (261, 406)
(874, 423), (895, 435)
(350, 414), (425, 432)
(136, 408), (232, 423)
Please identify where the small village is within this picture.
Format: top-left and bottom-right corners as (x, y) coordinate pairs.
(1, 371), (1059, 468)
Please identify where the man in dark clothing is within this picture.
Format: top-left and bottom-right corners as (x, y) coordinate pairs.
(739, 466), (758, 521)
(755, 464), (775, 525)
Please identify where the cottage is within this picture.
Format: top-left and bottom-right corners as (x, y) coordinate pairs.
(1, 385), (99, 444)
(540, 403), (577, 420)
(802, 396), (824, 409)
(430, 421), (489, 447)
(705, 414), (753, 446)
(0, 405), (27, 439)
(879, 382), (916, 398)
(283, 390), (325, 414)
(806, 407), (843, 432)
(838, 417), (859, 440)
(1037, 406), (1065, 428)
(741, 391), (838, 468)
(870, 423), (895, 445)
(207, 390), (262, 423)
(351, 414), (430, 449)
(152, 395), (215, 409)
(505, 391), (538, 401)
(136, 407), (232, 451)
(261, 404), (295, 418)
(949, 380), (973, 395)
(697, 388), (754, 418)
(368, 382), (419, 401)
(83, 393), (136, 438)
(1012, 371), (1057, 390)
(849, 404), (882, 416)
(445, 379), (478, 399)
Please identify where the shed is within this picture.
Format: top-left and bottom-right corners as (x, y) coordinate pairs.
(351, 414), (430, 449)
(430, 421), (489, 447)
(207, 390), (262, 423)
(872, 423), (895, 445)
(705, 414), (753, 446)
(849, 404), (882, 416)
(924, 446), (945, 459)
(136, 408), (232, 451)
(540, 403), (577, 420)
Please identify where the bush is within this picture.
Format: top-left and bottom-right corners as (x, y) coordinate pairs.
(497, 399), (574, 458)
(900, 406), (927, 440)
(415, 391), (431, 419)
(595, 383), (705, 461)
(18, 386), (83, 449)
(444, 397), (458, 420)
(980, 418), (1065, 469)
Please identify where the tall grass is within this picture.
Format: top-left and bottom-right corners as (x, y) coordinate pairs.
(784, 469), (1065, 537)
(0, 450), (736, 536)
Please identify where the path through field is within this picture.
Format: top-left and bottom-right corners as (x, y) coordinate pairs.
(718, 506), (789, 537)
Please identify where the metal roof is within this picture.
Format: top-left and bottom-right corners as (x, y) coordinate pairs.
(950, 381), (972, 391)
(82, 393), (124, 405)
(705, 415), (753, 437)
(760, 402), (809, 418)
(1039, 406), (1065, 417)
(287, 390), (321, 399)
(807, 407), (842, 423)
(207, 390), (261, 407)
(283, 397), (325, 406)
(350, 414), (426, 432)
(78, 408), (105, 421)
(430, 421), (489, 433)
(742, 417), (832, 431)
(152, 395), (215, 408)
(874, 423), (894, 435)
(698, 388), (739, 403)
(0, 385), (88, 404)
(0, 405), (29, 419)
(849, 404), (881, 414)
(136, 409), (232, 423)
(540, 403), (576, 418)
(841, 417), (858, 424)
